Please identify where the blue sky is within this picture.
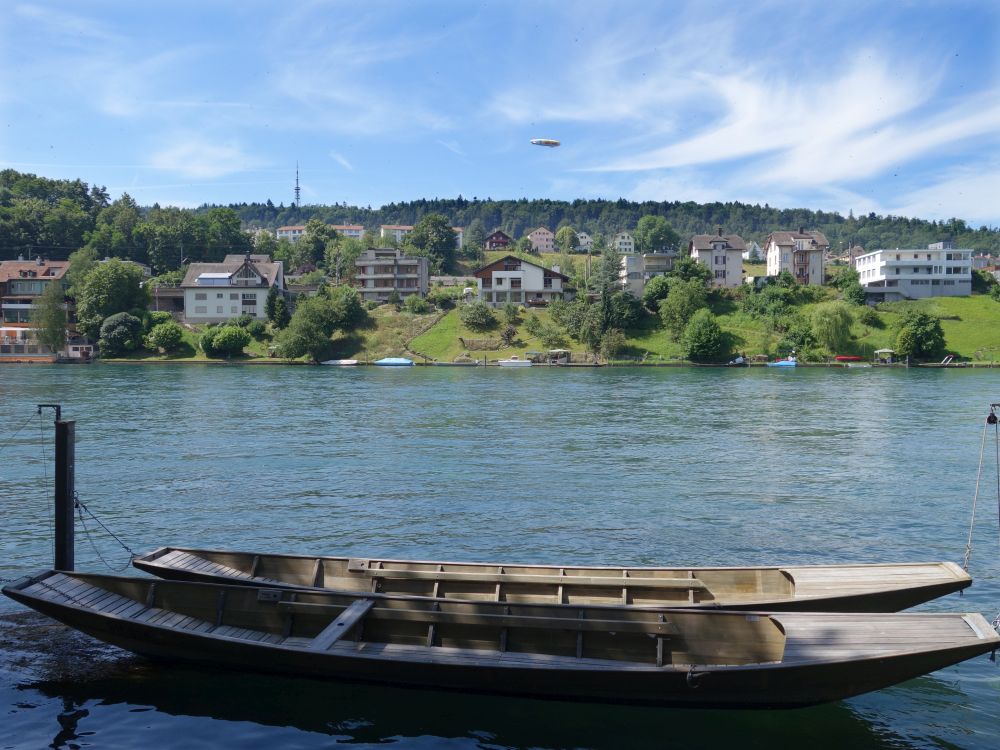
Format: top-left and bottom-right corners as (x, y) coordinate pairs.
(2, 1), (999, 225)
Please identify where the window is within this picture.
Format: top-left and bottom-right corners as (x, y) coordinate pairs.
(714, 255), (725, 265)
(195, 292), (207, 301)
(231, 306), (238, 313)
(715, 270), (726, 279)
(195, 305), (207, 314)
(216, 306), (223, 313)
(230, 293), (238, 300)
(510, 279), (521, 289)
(543, 277), (552, 289)
(241, 293), (256, 305)
(216, 293), (224, 299)
(496, 277), (504, 286)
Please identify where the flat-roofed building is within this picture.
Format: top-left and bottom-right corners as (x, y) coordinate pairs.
(854, 241), (972, 302)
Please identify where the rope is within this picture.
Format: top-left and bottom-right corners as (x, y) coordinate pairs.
(0, 412), (38, 456)
(76, 495), (137, 573)
(962, 415), (991, 571)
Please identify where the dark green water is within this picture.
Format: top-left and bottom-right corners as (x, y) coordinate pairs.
(2, 364), (1000, 748)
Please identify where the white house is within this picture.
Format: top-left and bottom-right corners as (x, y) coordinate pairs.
(182, 254), (285, 323)
(380, 225), (414, 243)
(276, 225), (306, 242)
(612, 232), (635, 254)
(689, 230), (746, 288)
(576, 232), (593, 252)
(854, 241), (973, 302)
(764, 229), (829, 284)
(742, 241), (763, 262)
(331, 225), (366, 240)
(473, 255), (569, 307)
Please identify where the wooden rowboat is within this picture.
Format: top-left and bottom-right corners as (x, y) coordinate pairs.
(132, 547), (972, 612)
(4, 571), (996, 708)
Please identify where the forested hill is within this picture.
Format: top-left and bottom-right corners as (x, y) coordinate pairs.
(2, 169), (999, 263)
(191, 197), (1000, 255)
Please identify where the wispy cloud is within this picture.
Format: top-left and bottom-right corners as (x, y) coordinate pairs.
(148, 137), (266, 179)
(887, 165), (1000, 227)
(330, 152), (354, 172)
(436, 140), (466, 158)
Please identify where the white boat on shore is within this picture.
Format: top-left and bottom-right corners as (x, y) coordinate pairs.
(498, 355), (532, 367)
(320, 359), (359, 366)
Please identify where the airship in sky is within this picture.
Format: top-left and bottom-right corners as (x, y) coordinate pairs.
(530, 138), (560, 147)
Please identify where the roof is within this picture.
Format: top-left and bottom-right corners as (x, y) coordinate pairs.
(277, 225), (306, 232)
(181, 256), (282, 288)
(330, 225), (364, 231)
(528, 227), (553, 235)
(766, 230), (830, 248)
(381, 224), (414, 231)
(0, 260), (70, 283)
(472, 255), (569, 280)
(690, 233), (747, 252)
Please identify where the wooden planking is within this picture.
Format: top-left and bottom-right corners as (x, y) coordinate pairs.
(354, 567), (708, 590)
(308, 599), (375, 651)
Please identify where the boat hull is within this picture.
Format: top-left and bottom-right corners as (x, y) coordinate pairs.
(5, 571), (997, 709)
(132, 548), (972, 613)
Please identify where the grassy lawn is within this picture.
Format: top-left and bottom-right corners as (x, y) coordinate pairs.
(410, 307), (583, 362)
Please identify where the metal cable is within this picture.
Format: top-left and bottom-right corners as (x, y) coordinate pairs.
(962, 416), (990, 571)
(0, 412), (37, 456)
(76, 499), (136, 573)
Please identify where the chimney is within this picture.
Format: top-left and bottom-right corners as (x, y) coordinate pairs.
(17, 253), (24, 261)
(798, 226), (804, 235)
(36, 255), (44, 266)
(717, 226), (723, 237)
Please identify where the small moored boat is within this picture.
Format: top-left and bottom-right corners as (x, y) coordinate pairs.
(132, 548), (972, 612)
(374, 357), (413, 367)
(498, 355), (532, 367)
(767, 357), (797, 368)
(320, 359), (359, 366)
(5, 571), (997, 708)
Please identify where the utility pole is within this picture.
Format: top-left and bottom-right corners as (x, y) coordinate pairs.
(38, 404), (74, 571)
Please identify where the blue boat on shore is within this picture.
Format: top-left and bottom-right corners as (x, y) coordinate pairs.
(767, 357), (797, 368)
(374, 357), (414, 366)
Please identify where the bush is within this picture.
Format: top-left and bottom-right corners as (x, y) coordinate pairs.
(203, 325), (251, 358)
(245, 319), (268, 340)
(403, 295), (431, 314)
(842, 282), (866, 306)
(894, 310), (945, 360)
(537, 322), (566, 348)
(98, 312), (143, 357)
(641, 276), (671, 308)
(524, 313), (541, 337)
(146, 311), (173, 330)
(230, 313), (255, 328)
(857, 305), (882, 328)
(459, 301), (497, 331)
(659, 279), (708, 339)
(501, 302), (521, 325)
(500, 324), (518, 346)
(810, 301), (854, 352)
(145, 321), (184, 352)
(683, 309), (727, 363)
(600, 329), (627, 359)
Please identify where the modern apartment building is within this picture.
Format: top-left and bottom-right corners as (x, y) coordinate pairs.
(854, 241), (972, 301)
(527, 227), (555, 253)
(354, 247), (428, 303)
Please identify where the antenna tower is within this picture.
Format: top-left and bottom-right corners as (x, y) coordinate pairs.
(294, 162), (301, 207)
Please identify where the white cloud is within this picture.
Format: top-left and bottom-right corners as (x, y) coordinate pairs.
(887, 166), (1000, 226)
(436, 140), (466, 157)
(330, 152), (354, 171)
(148, 138), (265, 179)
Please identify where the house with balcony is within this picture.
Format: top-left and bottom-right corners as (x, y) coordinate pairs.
(0, 256), (71, 360)
(473, 255), (569, 307)
(484, 230), (513, 250)
(182, 253), (285, 323)
(354, 247), (428, 303)
(690, 230), (745, 288)
(331, 225), (366, 240)
(853, 241), (972, 302)
(764, 229), (829, 284)
(527, 227), (555, 253)
(619, 249), (677, 297)
(577, 232), (593, 252)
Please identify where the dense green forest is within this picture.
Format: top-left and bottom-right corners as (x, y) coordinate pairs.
(2, 169), (998, 270)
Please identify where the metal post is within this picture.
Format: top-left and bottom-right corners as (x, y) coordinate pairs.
(54, 419), (75, 571)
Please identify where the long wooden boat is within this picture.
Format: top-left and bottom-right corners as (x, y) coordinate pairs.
(132, 547), (972, 612)
(4, 571), (997, 708)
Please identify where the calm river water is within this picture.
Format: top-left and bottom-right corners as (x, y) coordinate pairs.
(2, 363), (1000, 749)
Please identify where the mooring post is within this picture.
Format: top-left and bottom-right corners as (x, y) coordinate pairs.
(38, 404), (74, 571)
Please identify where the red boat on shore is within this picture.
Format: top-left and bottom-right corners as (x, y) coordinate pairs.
(835, 355), (864, 362)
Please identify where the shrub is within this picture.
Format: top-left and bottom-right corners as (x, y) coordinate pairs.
(500, 324), (518, 346)
(230, 313), (255, 328)
(810, 301), (854, 352)
(145, 321), (184, 353)
(600, 329), (627, 359)
(659, 279), (708, 339)
(641, 275), (671, 309)
(199, 326), (220, 356)
(208, 326), (251, 358)
(842, 282), (867, 306)
(537, 322), (566, 348)
(98, 312), (143, 357)
(857, 306), (882, 328)
(459, 301), (497, 331)
(501, 302), (521, 325)
(524, 313), (541, 337)
(403, 295), (431, 314)
(894, 311), (945, 360)
(683, 309), (727, 363)
(146, 311), (173, 330)
(245, 319), (268, 340)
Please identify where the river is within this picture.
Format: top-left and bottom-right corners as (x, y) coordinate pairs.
(1, 363), (999, 749)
